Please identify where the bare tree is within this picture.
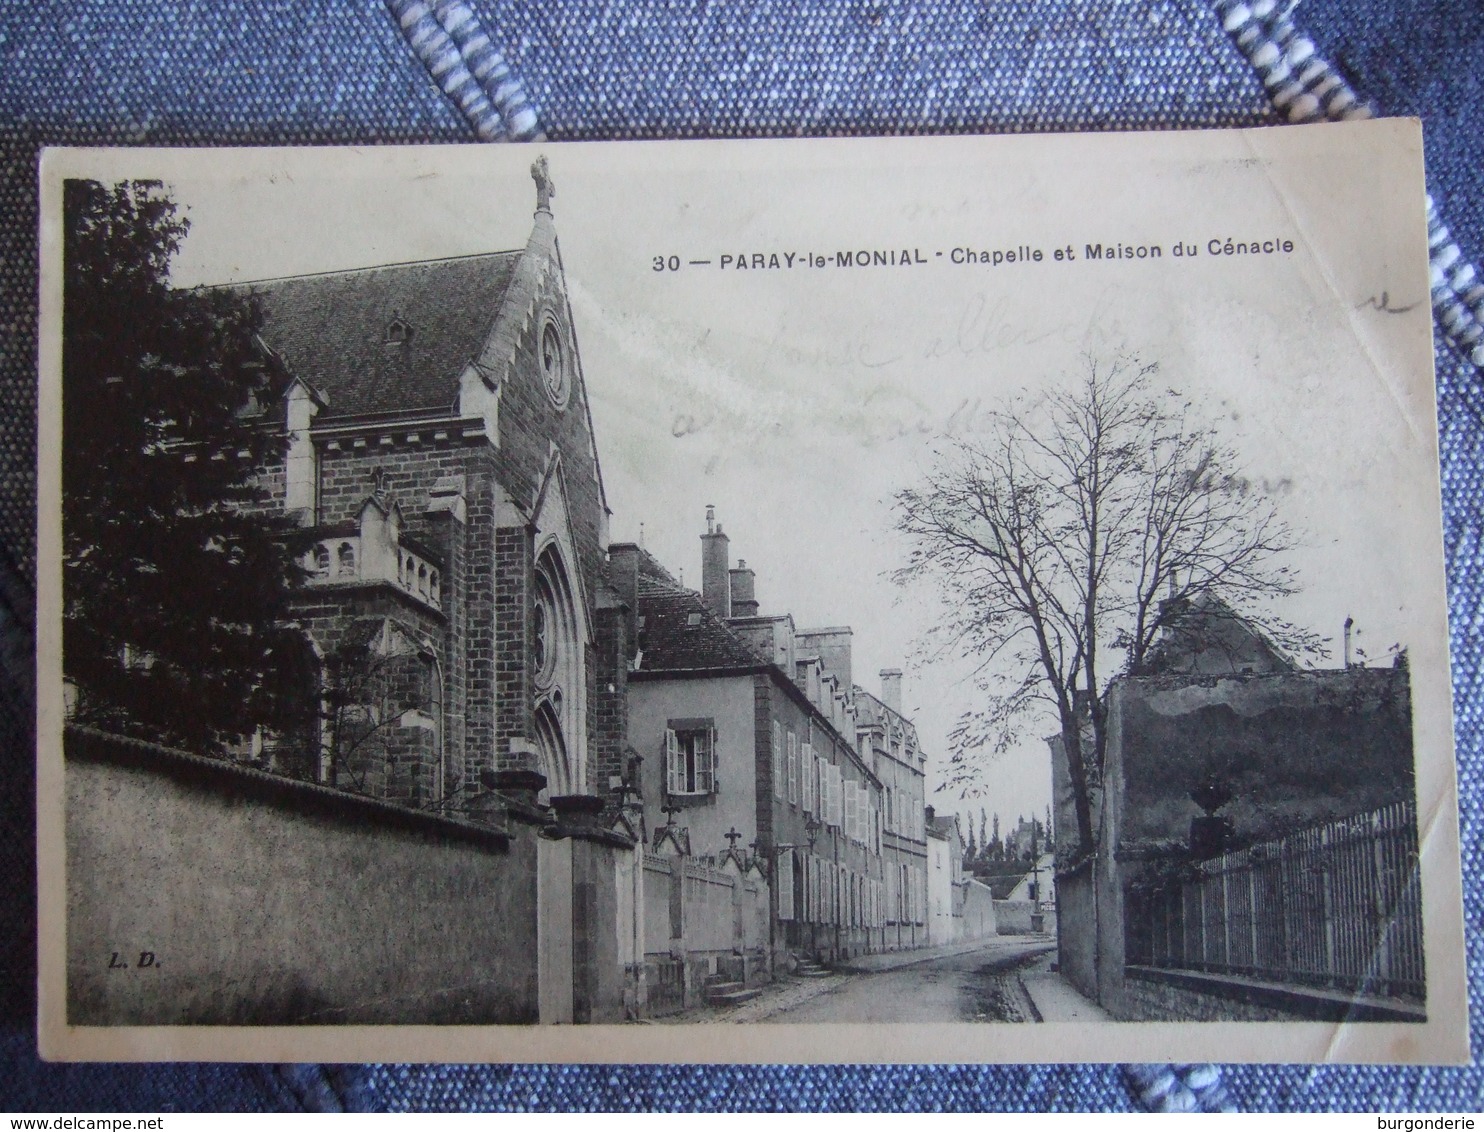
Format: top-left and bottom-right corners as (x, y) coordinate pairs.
(894, 356), (1321, 860)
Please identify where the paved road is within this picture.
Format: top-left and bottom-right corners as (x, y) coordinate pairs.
(758, 938), (1055, 1024)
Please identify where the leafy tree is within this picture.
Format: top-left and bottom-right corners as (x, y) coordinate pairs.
(894, 357), (1318, 860)
(62, 179), (312, 750)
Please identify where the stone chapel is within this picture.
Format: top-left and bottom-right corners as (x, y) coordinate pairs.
(236, 158), (627, 817)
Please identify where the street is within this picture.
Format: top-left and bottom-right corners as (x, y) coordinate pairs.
(720, 938), (1056, 1024)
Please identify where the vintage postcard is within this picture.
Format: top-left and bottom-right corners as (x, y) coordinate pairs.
(36, 121), (1468, 1063)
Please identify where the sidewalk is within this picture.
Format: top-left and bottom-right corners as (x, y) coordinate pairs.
(837, 933), (1053, 974)
(648, 935), (1058, 1024)
(1018, 951), (1114, 1022)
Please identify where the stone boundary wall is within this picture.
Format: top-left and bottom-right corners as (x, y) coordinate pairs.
(66, 727), (540, 1025)
(1055, 863), (1099, 1002)
(961, 879), (998, 940)
(639, 850), (769, 1013)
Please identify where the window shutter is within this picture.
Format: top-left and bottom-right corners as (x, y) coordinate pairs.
(707, 725), (718, 793)
(845, 779), (858, 841)
(800, 742), (812, 813)
(815, 858), (823, 924)
(832, 765), (844, 828)
(777, 721), (789, 801)
(693, 729), (709, 793)
(809, 856), (818, 924)
(777, 848), (795, 921)
(665, 729), (681, 794)
(788, 732), (798, 805)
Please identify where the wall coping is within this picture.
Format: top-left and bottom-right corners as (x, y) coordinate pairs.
(545, 823), (636, 849)
(65, 723), (511, 855)
(1124, 965), (1426, 1023)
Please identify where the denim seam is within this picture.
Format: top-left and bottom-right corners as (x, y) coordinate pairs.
(388, 0), (543, 141)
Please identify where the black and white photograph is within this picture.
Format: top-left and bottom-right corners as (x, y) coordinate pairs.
(36, 124), (1467, 1063)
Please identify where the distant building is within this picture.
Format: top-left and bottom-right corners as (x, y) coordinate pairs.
(925, 807), (963, 945)
(854, 676), (930, 950)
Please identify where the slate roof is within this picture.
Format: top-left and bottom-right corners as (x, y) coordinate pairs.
(236, 251), (523, 420)
(633, 548), (766, 673)
(984, 871), (1029, 900)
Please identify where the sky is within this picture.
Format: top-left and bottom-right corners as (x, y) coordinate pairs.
(135, 125), (1443, 829)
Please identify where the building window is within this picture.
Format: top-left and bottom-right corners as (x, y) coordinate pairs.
(777, 848), (796, 921)
(384, 316), (414, 345)
(666, 720), (716, 796)
(539, 315), (571, 409)
(532, 544), (583, 795)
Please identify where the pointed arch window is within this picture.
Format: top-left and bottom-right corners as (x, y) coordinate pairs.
(532, 543), (583, 793)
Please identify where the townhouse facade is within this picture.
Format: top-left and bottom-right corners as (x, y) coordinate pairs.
(617, 509), (929, 966)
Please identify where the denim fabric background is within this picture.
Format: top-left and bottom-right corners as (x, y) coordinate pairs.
(1, 0), (1480, 1112)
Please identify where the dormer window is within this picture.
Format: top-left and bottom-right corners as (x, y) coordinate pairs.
(385, 316), (414, 346)
(686, 612), (702, 627)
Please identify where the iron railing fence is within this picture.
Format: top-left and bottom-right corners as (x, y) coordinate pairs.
(1126, 799), (1424, 1000)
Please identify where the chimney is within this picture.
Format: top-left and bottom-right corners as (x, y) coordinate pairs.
(880, 667), (903, 715)
(729, 559), (758, 617)
(1344, 616), (1355, 667)
(700, 505), (730, 618)
(796, 627), (853, 694)
(608, 542), (640, 656)
(925, 804), (936, 827)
